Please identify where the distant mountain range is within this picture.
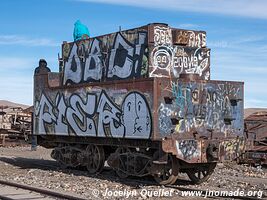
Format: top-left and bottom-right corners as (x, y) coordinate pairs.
(0, 100), (30, 113)
(244, 108), (267, 119)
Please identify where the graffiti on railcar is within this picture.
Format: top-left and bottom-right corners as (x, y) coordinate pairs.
(158, 82), (243, 136)
(122, 92), (152, 138)
(173, 47), (210, 77)
(63, 29), (148, 85)
(158, 103), (175, 135)
(176, 140), (200, 160)
(153, 26), (172, 46)
(107, 32), (147, 79)
(221, 138), (245, 160)
(149, 25), (210, 79)
(34, 90), (152, 139)
(173, 30), (206, 48)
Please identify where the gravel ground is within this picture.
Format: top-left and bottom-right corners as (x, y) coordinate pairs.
(0, 146), (266, 200)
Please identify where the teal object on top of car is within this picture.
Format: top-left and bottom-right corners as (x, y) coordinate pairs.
(73, 20), (90, 41)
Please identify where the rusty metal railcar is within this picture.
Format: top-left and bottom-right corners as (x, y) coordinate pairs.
(0, 106), (32, 146)
(239, 111), (267, 165)
(33, 23), (244, 185)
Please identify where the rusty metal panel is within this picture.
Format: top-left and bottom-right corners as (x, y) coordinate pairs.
(162, 137), (222, 163)
(242, 152), (267, 165)
(0, 106), (32, 146)
(172, 29), (206, 48)
(245, 111), (267, 141)
(163, 139), (202, 163)
(153, 77), (244, 163)
(47, 72), (61, 88)
(34, 75), (155, 140)
(61, 25), (149, 85)
(220, 138), (245, 161)
(239, 111), (267, 164)
(155, 78), (244, 139)
(61, 23), (210, 88)
(149, 45), (210, 79)
(148, 23), (210, 80)
(33, 75), (244, 153)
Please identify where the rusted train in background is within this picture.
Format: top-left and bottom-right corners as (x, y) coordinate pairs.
(0, 105), (32, 146)
(239, 111), (267, 165)
(33, 23), (244, 185)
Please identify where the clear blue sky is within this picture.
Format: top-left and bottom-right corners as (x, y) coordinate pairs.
(0, 0), (267, 108)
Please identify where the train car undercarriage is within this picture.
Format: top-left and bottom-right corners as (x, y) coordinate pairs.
(39, 136), (216, 185)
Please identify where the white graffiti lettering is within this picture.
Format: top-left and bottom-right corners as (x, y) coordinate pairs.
(150, 26), (210, 79)
(97, 91), (125, 137)
(54, 94), (68, 135)
(107, 33), (134, 79)
(35, 94), (56, 134)
(66, 94), (96, 136)
(154, 26), (172, 46)
(63, 31), (148, 84)
(84, 39), (103, 81)
(34, 90), (152, 139)
(63, 43), (82, 84)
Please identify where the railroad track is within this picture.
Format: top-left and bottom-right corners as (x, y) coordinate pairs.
(0, 179), (87, 200)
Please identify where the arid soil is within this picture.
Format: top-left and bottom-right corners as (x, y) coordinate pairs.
(0, 146), (266, 200)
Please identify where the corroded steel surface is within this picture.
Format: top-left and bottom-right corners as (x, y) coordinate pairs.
(62, 25), (149, 85)
(34, 77), (154, 139)
(240, 111), (267, 165)
(61, 23), (210, 87)
(148, 24), (210, 79)
(245, 111), (267, 142)
(0, 106), (32, 146)
(156, 78), (243, 138)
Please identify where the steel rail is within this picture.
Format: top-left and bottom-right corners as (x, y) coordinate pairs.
(0, 179), (87, 200)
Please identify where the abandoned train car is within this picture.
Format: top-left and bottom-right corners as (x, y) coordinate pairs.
(33, 23), (244, 185)
(239, 111), (267, 165)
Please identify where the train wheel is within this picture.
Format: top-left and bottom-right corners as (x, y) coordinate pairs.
(115, 147), (131, 179)
(186, 163), (216, 184)
(52, 146), (79, 168)
(51, 148), (67, 168)
(85, 144), (105, 174)
(153, 152), (179, 185)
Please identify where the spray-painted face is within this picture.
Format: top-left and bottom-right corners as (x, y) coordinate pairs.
(122, 92), (151, 139)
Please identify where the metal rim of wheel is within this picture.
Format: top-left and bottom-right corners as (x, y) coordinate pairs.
(115, 147), (131, 179)
(153, 152), (179, 185)
(186, 163), (216, 184)
(85, 144), (105, 174)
